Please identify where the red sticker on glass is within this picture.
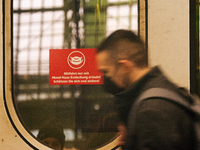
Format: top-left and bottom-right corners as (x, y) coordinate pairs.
(49, 48), (103, 85)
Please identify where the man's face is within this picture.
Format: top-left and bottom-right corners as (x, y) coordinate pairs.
(96, 51), (128, 89)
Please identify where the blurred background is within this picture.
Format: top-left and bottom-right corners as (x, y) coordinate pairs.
(12, 0), (138, 149)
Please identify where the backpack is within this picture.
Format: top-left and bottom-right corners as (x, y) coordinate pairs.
(132, 87), (200, 150)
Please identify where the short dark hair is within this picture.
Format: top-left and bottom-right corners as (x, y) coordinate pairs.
(37, 121), (65, 149)
(97, 29), (148, 68)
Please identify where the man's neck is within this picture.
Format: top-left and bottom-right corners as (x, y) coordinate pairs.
(130, 67), (151, 84)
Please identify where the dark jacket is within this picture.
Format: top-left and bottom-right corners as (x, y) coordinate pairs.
(115, 66), (196, 150)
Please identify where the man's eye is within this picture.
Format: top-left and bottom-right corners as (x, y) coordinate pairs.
(102, 70), (108, 74)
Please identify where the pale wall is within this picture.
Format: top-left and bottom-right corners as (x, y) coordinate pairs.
(148, 0), (190, 89)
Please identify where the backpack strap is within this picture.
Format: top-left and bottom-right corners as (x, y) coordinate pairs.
(134, 88), (200, 116)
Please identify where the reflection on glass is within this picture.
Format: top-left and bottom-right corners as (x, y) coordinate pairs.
(13, 0), (138, 149)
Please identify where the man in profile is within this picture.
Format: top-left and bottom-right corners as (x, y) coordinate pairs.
(96, 29), (196, 150)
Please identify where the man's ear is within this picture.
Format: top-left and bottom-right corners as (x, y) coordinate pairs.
(118, 60), (134, 71)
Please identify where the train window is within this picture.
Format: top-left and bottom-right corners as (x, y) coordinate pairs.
(13, 0), (138, 149)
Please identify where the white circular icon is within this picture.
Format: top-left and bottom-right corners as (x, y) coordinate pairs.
(67, 51), (86, 69)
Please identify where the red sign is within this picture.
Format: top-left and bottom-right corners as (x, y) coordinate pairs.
(49, 49), (103, 85)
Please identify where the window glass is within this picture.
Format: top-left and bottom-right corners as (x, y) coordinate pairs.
(13, 0), (138, 149)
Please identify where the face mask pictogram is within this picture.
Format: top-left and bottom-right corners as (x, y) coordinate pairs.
(67, 51), (86, 69)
